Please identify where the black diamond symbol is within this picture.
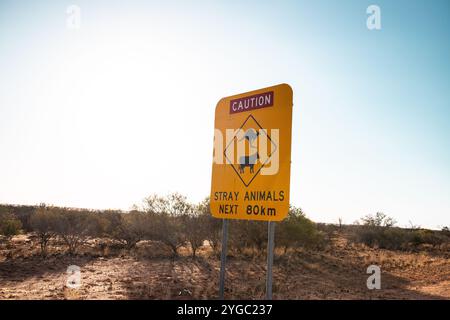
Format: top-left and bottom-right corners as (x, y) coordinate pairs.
(223, 115), (278, 187)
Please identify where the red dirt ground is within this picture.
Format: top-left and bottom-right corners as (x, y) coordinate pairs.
(0, 234), (448, 300)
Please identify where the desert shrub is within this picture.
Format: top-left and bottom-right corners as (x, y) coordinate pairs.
(0, 219), (22, 239)
(277, 206), (327, 252)
(141, 193), (191, 256)
(352, 222), (373, 246)
(0, 218), (22, 239)
(352, 226), (378, 247)
(247, 222), (268, 252)
(352, 212), (408, 250)
(105, 211), (154, 249)
(197, 198), (222, 254)
(360, 212), (396, 227)
(352, 225), (410, 250)
(227, 220), (246, 253)
(351, 225), (450, 250)
(53, 210), (97, 254)
(227, 206), (326, 255)
(88, 210), (113, 238)
(316, 222), (341, 236)
(228, 220), (266, 254)
(0, 204), (35, 232)
(29, 205), (60, 256)
(410, 229), (427, 247)
(204, 216), (222, 254)
(377, 228), (411, 250)
(0, 208), (22, 240)
(411, 229), (449, 249)
(154, 214), (186, 256)
(243, 220), (267, 252)
(100, 210), (123, 237)
(142, 193), (192, 216)
(183, 213), (208, 258)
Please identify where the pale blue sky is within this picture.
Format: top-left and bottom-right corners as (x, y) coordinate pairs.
(0, 0), (449, 228)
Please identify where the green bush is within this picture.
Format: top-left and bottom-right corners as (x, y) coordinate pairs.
(378, 228), (411, 250)
(352, 226), (410, 250)
(0, 208), (22, 239)
(0, 218), (22, 239)
(226, 206), (326, 255)
(277, 206), (327, 251)
(411, 229), (448, 248)
(352, 223), (450, 250)
(0, 204), (35, 232)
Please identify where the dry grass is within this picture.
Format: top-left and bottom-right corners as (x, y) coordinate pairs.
(0, 233), (448, 300)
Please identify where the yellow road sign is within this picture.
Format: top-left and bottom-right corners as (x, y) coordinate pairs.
(210, 84), (293, 221)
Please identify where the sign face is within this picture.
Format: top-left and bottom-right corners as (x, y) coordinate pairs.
(210, 84), (293, 221)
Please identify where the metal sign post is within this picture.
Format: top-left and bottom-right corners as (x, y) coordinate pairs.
(218, 219), (229, 299)
(266, 221), (275, 299)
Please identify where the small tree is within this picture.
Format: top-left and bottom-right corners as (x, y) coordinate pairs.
(155, 214), (186, 256)
(54, 210), (95, 255)
(277, 206), (325, 252)
(108, 211), (153, 249)
(361, 212), (396, 227)
(30, 205), (59, 256)
(141, 193), (190, 256)
(142, 193), (192, 216)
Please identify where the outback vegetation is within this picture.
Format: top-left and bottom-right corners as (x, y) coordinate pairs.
(350, 212), (449, 250)
(0, 195), (449, 299)
(0, 194), (329, 257)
